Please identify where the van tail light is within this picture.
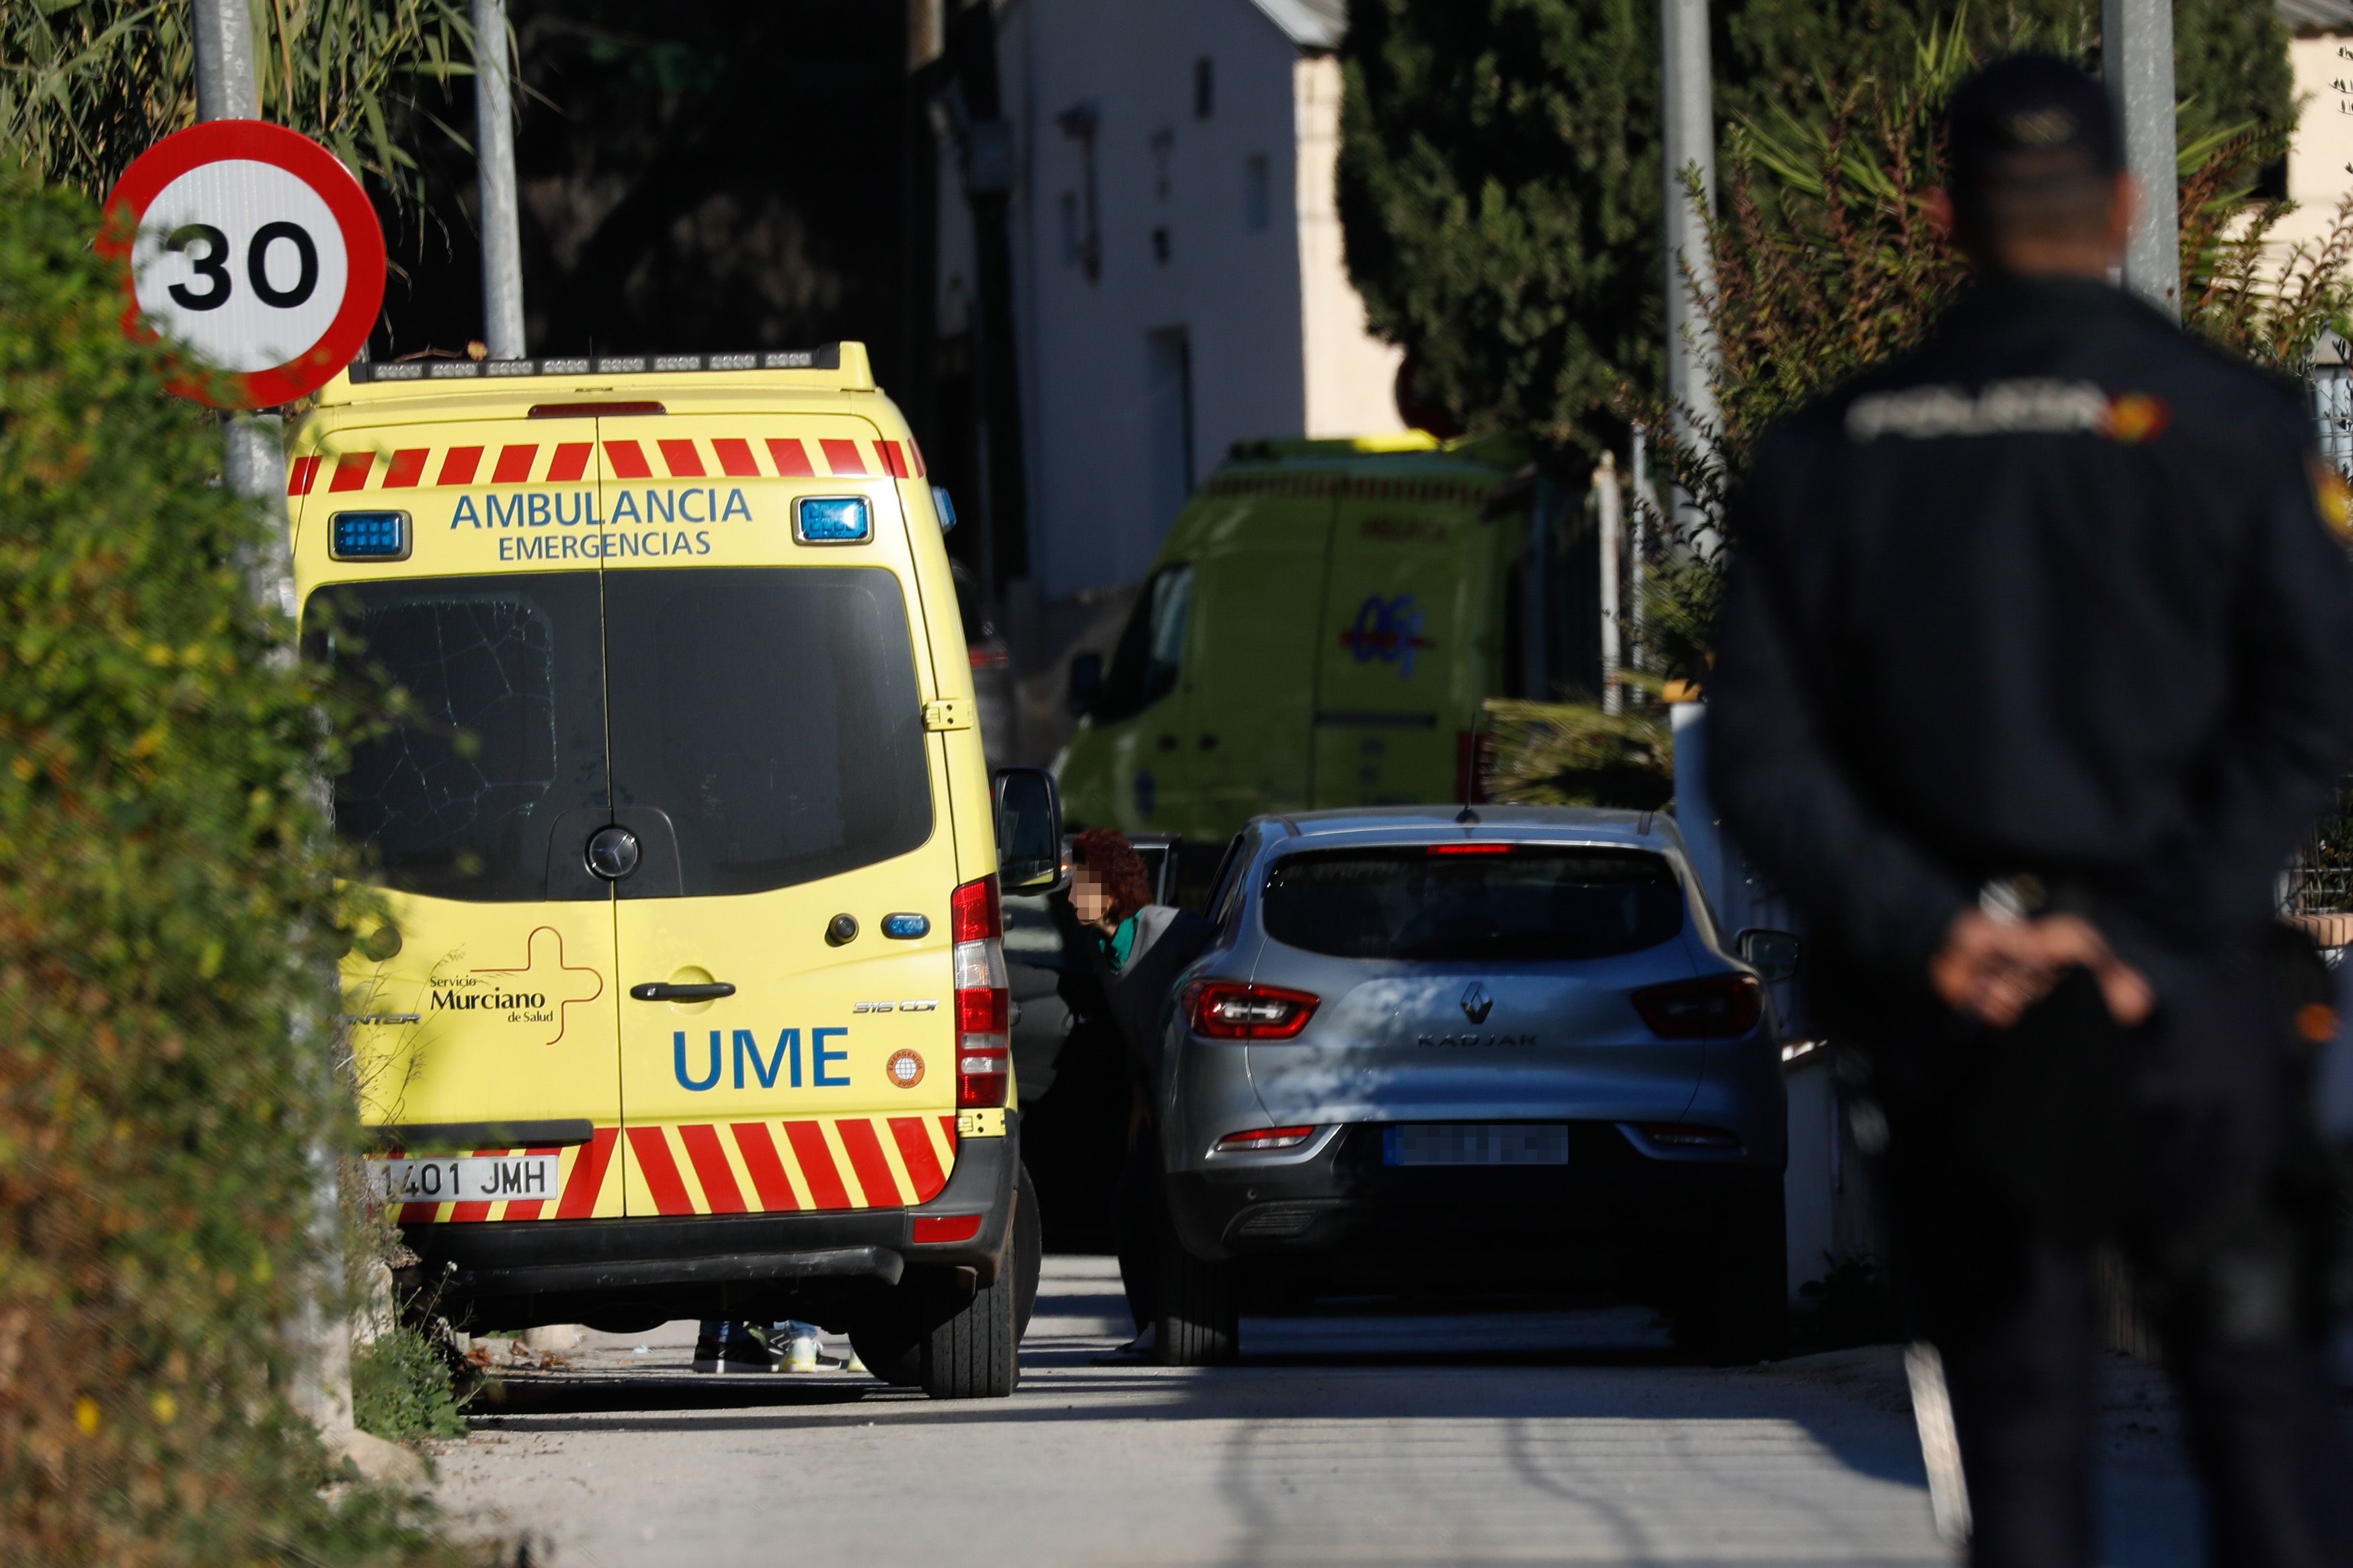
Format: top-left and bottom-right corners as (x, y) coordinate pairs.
(951, 876), (1010, 1108)
(1184, 980), (1320, 1040)
(1214, 1125), (1316, 1151)
(1630, 974), (1763, 1038)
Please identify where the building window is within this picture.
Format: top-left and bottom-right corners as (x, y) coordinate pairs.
(1151, 127), (1174, 200)
(1244, 155), (1271, 233)
(1195, 57), (1214, 120)
(1147, 328), (1195, 538)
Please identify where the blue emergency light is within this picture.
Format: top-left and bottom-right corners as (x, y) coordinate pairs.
(881, 913), (930, 940)
(931, 485), (958, 533)
(795, 496), (871, 544)
(329, 510), (411, 561)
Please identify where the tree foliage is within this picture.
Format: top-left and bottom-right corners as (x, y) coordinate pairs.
(0, 0), (475, 208)
(1337, 0), (2295, 454)
(1635, 19), (2353, 683)
(0, 170), (467, 1568)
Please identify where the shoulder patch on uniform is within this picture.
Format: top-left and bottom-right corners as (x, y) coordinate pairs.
(2100, 393), (2168, 443)
(2313, 460), (2353, 544)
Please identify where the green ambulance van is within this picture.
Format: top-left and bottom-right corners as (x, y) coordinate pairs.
(1057, 434), (1551, 858)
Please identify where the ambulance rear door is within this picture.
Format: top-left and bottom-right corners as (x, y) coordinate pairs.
(601, 417), (963, 1221)
(1309, 467), (1498, 809)
(301, 413), (627, 1223)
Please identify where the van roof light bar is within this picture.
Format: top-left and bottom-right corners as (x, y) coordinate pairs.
(346, 345), (845, 384)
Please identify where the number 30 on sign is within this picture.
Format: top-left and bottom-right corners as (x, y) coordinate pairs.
(97, 120), (386, 409)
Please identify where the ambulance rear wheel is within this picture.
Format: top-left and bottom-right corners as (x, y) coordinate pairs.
(920, 1264), (1019, 1399)
(847, 1302), (922, 1387)
(1012, 1160), (1043, 1340)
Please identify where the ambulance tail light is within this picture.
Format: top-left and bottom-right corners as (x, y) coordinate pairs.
(951, 877), (1010, 1109)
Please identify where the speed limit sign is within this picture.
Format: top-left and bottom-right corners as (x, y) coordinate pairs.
(98, 120), (387, 409)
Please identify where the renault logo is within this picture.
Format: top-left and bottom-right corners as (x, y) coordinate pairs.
(1460, 982), (1494, 1024)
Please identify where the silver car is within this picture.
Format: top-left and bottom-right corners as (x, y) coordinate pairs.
(1142, 805), (1791, 1364)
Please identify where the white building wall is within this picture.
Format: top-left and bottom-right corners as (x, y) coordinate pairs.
(1295, 53), (1408, 439)
(2272, 30), (2353, 251)
(967, 0), (1402, 602)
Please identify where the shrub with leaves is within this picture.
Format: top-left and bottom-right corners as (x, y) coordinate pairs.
(1636, 19), (2353, 677)
(0, 170), (469, 1567)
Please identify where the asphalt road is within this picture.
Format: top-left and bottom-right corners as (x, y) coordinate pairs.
(433, 1255), (2208, 1567)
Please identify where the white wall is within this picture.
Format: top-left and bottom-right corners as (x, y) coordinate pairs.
(1295, 53), (1407, 439)
(2272, 32), (2353, 251)
(996, 0), (1312, 599)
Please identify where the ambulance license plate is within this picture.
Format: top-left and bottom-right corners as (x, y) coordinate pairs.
(369, 1154), (561, 1205)
(1382, 1124), (1568, 1167)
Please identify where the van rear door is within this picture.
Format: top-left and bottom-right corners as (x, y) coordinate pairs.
(307, 414), (627, 1222)
(1310, 470), (1497, 809)
(603, 417), (961, 1219)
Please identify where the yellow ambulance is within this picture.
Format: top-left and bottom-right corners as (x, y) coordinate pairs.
(293, 343), (1060, 1398)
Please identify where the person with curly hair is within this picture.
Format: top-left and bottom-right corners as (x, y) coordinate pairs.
(1068, 828), (1214, 1348)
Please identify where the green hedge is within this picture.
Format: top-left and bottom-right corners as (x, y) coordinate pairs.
(0, 170), (468, 1566)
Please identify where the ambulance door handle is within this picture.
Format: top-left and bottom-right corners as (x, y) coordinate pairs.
(629, 982), (736, 1002)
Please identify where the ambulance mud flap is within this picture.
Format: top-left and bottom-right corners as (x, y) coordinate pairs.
(900, 1110), (1020, 1286)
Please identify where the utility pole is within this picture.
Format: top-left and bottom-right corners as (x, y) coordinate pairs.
(1659, 0), (1720, 555)
(2102, 0), (2180, 318)
(190, 0), (354, 1456)
(473, 0), (526, 358)
(1595, 454), (1624, 716)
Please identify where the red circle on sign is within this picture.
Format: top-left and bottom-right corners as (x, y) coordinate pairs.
(97, 120), (386, 409)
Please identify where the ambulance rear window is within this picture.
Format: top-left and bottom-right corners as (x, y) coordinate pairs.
(306, 573), (609, 901)
(603, 567), (932, 897)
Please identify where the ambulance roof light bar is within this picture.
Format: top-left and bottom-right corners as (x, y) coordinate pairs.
(346, 345), (845, 383)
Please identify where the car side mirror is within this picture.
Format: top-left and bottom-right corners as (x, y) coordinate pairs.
(994, 766), (1066, 894)
(1067, 651), (1103, 716)
(1737, 928), (1801, 983)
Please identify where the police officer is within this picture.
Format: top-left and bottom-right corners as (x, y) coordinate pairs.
(1708, 54), (2353, 1568)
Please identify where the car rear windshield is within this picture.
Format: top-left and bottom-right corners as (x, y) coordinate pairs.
(1261, 846), (1685, 962)
(307, 567), (932, 902)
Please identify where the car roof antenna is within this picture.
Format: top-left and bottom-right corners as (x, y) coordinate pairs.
(1455, 706), (1482, 825)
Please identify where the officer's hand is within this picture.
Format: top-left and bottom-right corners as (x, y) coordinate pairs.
(1930, 909), (2056, 1027)
(1930, 911), (2153, 1029)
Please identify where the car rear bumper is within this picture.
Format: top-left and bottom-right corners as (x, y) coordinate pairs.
(1163, 1120), (1776, 1284)
(403, 1115), (1019, 1331)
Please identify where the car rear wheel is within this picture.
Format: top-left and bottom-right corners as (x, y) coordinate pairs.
(1153, 1221), (1239, 1366)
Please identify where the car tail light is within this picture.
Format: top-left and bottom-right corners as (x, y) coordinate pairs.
(968, 643), (1011, 669)
(1630, 974), (1763, 1038)
(1214, 1125), (1316, 1151)
(1184, 979), (1320, 1040)
(912, 1213), (984, 1243)
(951, 876), (1009, 1108)
(1425, 842), (1513, 855)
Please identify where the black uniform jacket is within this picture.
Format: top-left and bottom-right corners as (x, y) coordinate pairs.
(1708, 275), (2353, 1017)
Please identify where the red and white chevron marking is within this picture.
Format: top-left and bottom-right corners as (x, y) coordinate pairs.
(387, 1114), (957, 1225)
(288, 434), (925, 497)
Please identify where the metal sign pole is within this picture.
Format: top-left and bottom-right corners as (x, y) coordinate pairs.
(1659, 0), (1720, 556)
(188, 0), (354, 1450)
(473, 0), (526, 358)
(2102, 0), (2181, 319)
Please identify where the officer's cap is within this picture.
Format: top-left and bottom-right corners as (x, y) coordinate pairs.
(1946, 53), (2122, 204)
